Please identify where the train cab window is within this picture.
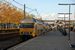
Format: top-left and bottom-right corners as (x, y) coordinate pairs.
(20, 23), (34, 28)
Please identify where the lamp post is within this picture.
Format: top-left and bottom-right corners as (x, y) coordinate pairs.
(58, 3), (75, 47)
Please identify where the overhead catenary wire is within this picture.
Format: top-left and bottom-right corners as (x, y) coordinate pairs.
(12, 0), (41, 18)
(13, 0), (36, 12)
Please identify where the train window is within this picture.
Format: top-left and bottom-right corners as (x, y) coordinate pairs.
(20, 23), (34, 28)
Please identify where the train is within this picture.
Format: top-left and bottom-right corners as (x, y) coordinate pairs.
(1, 19), (75, 41)
(0, 18), (51, 41)
(19, 18), (51, 39)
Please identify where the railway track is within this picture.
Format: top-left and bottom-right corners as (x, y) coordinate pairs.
(0, 29), (33, 50)
(0, 36), (21, 50)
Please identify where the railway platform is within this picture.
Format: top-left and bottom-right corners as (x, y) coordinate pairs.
(8, 31), (75, 50)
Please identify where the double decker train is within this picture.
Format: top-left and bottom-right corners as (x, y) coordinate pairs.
(0, 18), (51, 41)
(19, 18), (51, 40)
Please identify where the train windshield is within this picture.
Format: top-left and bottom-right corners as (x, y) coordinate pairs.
(20, 23), (34, 28)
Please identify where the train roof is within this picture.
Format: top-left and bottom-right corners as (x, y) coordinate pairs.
(20, 18), (36, 23)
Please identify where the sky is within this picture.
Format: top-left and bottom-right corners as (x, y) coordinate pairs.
(2, 0), (75, 20)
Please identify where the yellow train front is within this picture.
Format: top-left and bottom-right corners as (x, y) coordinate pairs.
(19, 18), (37, 41)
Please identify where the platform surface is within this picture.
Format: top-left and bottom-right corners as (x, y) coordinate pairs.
(8, 31), (75, 50)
